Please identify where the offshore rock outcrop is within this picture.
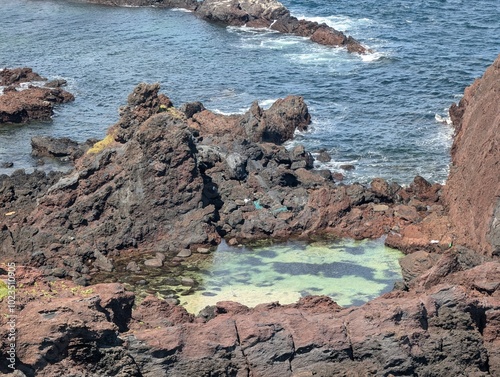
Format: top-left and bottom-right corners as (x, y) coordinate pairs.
(0, 68), (74, 124)
(76, 0), (368, 53)
(445, 54), (500, 257)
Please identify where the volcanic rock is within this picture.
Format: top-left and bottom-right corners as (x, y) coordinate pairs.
(0, 67), (45, 86)
(444, 53), (500, 257)
(0, 68), (74, 124)
(31, 136), (92, 160)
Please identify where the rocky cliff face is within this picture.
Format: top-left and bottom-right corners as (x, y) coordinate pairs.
(445, 54), (500, 257)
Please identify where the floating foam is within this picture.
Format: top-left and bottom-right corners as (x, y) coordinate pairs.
(295, 14), (373, 32)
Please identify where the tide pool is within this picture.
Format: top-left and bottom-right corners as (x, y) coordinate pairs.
(105, 237), (404, 314)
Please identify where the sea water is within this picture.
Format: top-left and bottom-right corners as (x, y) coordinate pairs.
(0, 0), (499, 183)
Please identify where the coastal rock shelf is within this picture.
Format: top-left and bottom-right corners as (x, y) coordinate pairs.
(0, 53), (500, 375)
(77, 0), (369, 53)
(0, 82), (450, 283)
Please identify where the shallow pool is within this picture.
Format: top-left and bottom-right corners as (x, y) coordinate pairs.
(179, 238), (403, 313)
(104, 237), (404, 314)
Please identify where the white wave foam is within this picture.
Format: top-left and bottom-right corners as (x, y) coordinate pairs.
(212, 108), (239, 116)
(258, 98), (278, 109)
(295, 14), (373, 32)
(170, 8), (192, 13)
(434, 113), (452, 125)
(361, 51), (386, 63)
(227, 25), (279, 35)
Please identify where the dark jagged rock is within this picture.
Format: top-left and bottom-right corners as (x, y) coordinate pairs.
(1, 83), (447, 281)
(0, 67), (45, 86)
(31, 136), (94, 160)
(196, 0), (368, 53)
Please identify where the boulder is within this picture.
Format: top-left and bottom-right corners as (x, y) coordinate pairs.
(31, 136), (90, 160)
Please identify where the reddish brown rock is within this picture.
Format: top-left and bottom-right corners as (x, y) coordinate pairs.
(2, 261), (499, 376)
(0, 67), (45, 86)
(0, 86), (74, 124)
(0, 68), (74, 124)
(444, 54), (500, 256)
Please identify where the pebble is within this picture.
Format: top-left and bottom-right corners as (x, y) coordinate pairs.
(155, 252), (166, 262)
(181, 277), (195, 286)
(197, 247), (210, 254)
(177, 249), (192, 258)
(126, 261), (141, 272)
(373, 204), (389, 212)
(144, 258), (163, 268)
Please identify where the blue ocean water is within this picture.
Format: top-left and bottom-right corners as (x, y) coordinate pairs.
(0, 0), (499, 183)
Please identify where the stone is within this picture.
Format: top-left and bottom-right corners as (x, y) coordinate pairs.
(197, 247), (210, 254)
(144, 258), (163, 268)
(181, 277), (195, 286)
(373, 204), (389, 212)
(340, 164), (355, 171)
(316, 149), (331, 162)
(126, 261), (141, 272)
(177, 249), (192, 258)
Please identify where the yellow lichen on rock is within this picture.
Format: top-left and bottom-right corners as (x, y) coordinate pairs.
(167, 106), (185, 120)
(87, 133), (116, 154)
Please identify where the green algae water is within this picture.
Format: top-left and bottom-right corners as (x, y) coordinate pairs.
(108, 237), (404, 314)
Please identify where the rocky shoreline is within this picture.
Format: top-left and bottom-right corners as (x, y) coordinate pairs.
(0, 49), (499, 377)
(75, 0), (369, 53)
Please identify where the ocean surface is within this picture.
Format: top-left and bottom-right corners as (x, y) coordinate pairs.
(1, 0), (499, 183)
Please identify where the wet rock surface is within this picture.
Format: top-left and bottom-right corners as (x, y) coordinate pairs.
(0, 67), (74, 124)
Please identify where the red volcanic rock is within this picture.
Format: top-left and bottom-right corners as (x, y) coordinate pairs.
(0, 67), (45, 86)
(444, 54), (500, 256)
(0, 86), (74, 124)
